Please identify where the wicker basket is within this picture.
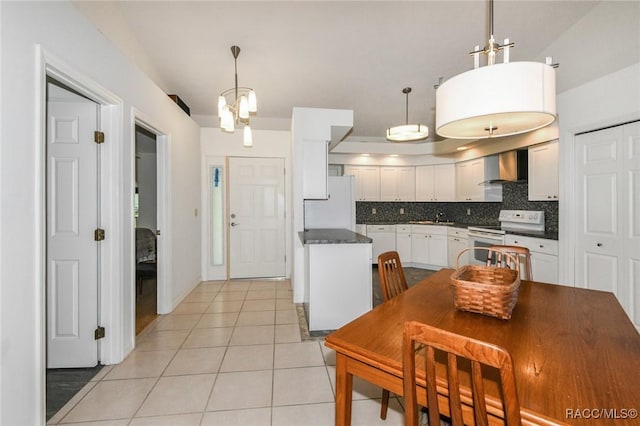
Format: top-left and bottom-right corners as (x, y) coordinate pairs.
(450, 248), (521, 320)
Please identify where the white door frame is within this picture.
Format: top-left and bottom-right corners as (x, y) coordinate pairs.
(36, 46), (124, 414)
(132, 110), (172, 319)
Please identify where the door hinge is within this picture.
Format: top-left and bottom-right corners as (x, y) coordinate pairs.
(94, 228), (105, 241)
(94, 131), (105, 144)
(94, 326), (106, 340)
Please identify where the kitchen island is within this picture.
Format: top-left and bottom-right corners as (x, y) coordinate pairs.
(299, 229), (372, 331)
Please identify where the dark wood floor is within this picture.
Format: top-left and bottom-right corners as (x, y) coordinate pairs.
(136, 276), (158, 335)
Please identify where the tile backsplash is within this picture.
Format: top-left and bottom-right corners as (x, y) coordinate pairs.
(356, 182), (559, 232)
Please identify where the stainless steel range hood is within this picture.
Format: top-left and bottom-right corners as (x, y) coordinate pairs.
(482, 150), (528, 185)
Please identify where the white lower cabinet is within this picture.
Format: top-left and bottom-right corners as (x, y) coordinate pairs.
(395, 225), (412, 264)
(447, 227), (469, 268)
(367, 224), (396, 264)
(410, 225), (448, 269)
(505, 235), (559, 284)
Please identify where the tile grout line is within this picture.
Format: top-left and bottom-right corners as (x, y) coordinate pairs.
(200, 279), (237, 422)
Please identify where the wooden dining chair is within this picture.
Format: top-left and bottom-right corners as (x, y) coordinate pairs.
(378, 251), (409, 302)
(402, 320), (522, 426)
(486, 245), (533, 281)
(377, 251), (409, 419)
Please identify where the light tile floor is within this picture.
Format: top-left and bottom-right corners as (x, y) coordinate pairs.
(48, 279), (407, 426)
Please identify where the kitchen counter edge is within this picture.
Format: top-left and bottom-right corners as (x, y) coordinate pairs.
(359, 222), (558, 240)
(299, 228), (372, 245)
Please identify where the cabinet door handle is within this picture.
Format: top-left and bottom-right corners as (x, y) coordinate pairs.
(539, 245), (544, 248)
(597, 243), (603, 247)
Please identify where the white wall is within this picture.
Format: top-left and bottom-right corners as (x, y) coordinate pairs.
(200, 128), (293, 280)
(0, 2), (201, 424)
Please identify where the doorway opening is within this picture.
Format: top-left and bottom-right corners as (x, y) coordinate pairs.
(38, 48), (125, 422)
(134, 125), (158, 334)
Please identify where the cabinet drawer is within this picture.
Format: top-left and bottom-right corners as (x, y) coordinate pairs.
(505, 235), (558, 255)
(396, 224), (411, 233)
(367, 224), (396, 233)
(447, 227), (468, 238)
(411, 225), (447, 235)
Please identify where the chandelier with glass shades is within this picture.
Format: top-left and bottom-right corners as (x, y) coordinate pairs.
(217, 45), (257, 147)
(435, 0), (557, 139)
(386, 87), (429, 142)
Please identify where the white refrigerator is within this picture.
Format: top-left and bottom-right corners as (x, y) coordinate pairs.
(304, 175), (356, 231)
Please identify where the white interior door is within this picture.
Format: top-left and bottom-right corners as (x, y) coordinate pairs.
(47, 87), (99, 368)
(575, 122), (640, 328)
(575, 126), (623, 294)
(229, 157), (285, 278)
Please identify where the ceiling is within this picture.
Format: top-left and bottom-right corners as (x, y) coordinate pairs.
(72, 1), (639, 153)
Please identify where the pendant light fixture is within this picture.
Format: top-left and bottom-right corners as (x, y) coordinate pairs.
(217, 45), (257, 147)
(386, 87), (429, 142)
(435, 0), (557, 140)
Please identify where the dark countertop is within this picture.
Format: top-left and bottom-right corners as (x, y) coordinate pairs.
(363, 221), (470, 228)
(357, 222), (558, 240)
(300, 228), (372, 244)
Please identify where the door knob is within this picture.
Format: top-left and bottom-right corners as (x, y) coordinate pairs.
(231, 222), (239, 227)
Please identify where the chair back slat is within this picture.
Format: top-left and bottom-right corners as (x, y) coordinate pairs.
(403, 321), (522, 426)
(446, 353), (464, 425)
(486, 245), (533, 281)
(471, 360), (489, 426)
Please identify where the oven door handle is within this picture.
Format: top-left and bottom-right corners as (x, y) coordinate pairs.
(468, 232), (505, 241)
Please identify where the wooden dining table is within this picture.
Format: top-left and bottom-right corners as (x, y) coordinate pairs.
(324, 269), (640, 426)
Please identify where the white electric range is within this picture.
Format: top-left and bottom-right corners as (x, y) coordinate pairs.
(467, 210), (545, 265)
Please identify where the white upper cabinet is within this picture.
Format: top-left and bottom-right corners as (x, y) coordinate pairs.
(528, 140), (559, 201)
(415, 165), (435, 201)
(302, 140), (328, 199)
(344, 165), (380, 201)
(380, 167), (416, 201)
(416, 164), (456, 202)
(456, 159), (482, 201)
(455, 156), (502, 202)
